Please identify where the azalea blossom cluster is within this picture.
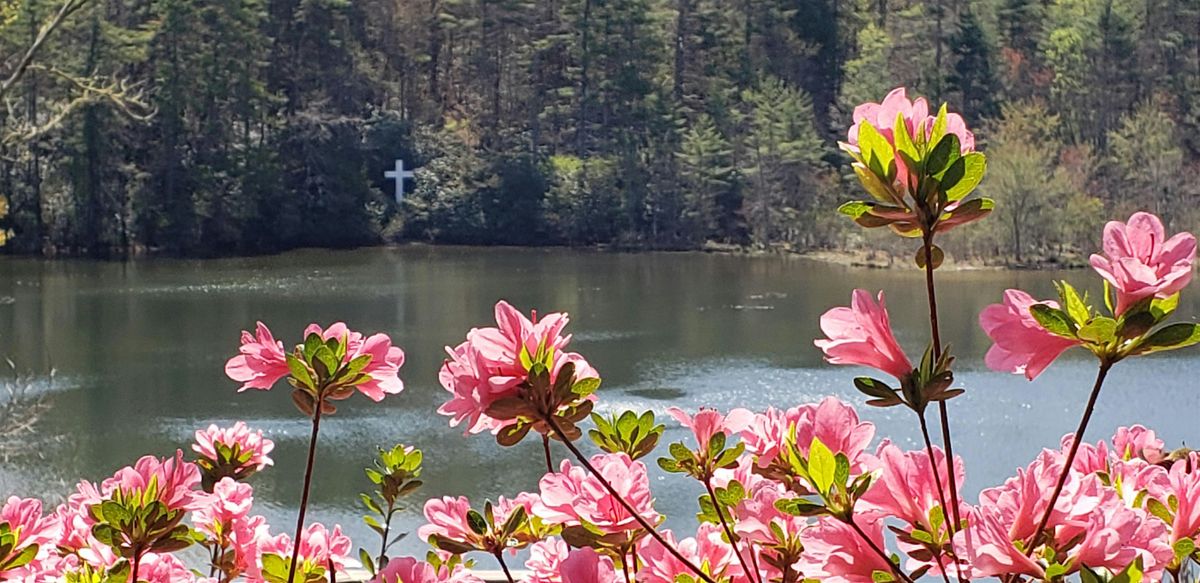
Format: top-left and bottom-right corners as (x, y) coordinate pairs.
(4, 87), (1200, 583)
(0, 424), (359, 583)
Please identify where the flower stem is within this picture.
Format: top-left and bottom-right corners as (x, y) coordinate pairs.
(377, 503), (395, 571)
(493, 550), (516, 583)
(920, 235), (967, 583)
(286, 404), (323, 583)
(130, 549), (142, 583)
(917, 414), (956, 583)
(1022, 361), (1112, 557)
(921, 237), (964, 533)
(703, 476), (760, 583)
(846, 516), (915, 583)
(542, 433), (554, 473)
(545, 417), (719, 583)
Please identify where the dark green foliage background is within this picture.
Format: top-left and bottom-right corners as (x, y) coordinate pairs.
(3, 0), (1197, 261)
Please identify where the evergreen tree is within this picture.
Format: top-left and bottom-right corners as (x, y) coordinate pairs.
(947, 7), (999, 120)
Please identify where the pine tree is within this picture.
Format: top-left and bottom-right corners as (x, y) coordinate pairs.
(947, 6), (999, 120)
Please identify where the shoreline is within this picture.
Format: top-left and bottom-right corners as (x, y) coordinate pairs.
(0, 240), (1091, 272)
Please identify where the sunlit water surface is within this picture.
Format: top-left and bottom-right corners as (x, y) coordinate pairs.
(1, 246), (1197, 559)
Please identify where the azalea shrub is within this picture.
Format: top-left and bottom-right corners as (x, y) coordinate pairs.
(4, 87), (1200, 583)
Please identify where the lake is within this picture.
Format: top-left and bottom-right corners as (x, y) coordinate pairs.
(1, 246), (1198, 559)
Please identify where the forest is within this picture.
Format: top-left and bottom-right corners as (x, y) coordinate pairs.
(0, 0), (1196, 262)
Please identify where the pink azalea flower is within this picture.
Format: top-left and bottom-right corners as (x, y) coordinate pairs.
(845, 88), (975, 171)
(0, 497), (60, 578)
(859, 441), (964, 530)
(193, 421), (275, 475)
(256, 523), (351, 578)
(370, 556), (485, 583)
(796, 397), (876, 466)
(137, 552), (200, 583)
(560, 547), (619, 583)
(1090, 212), (1197, 315)
(192, 477), (254, 539)
(980, 289), (1082, 380)
(976, 449), (1077, 545)
(1112, 425), (1166, 464)
(302, 322), (406, 401)
(666, 407), (754, 453)
(1108, 458), (1168, 508)
(736, 397), (875, 473)
(815, 290), (912, 381)
(419, 493), (538, 552)
(52, 483), (119, 570)
(1062, 490), (1171, 578)
(102, 450), (203, 512)
(225, 321), (405, 401)
(525, 537), (571, 583)
(733, 482), (808, 548)
(1064, 433), (1111, 475)
(418, 496), (476, 546)
(371, 557), (440, 583)
(1147, 452), (1200, 545)
(225, 322), (290, 391)
(636, 524), (741, 583)
(955, 507), (1045, 579)
(797, 516), (894, 583)
(439, 300), (597, 434)
(535, 453), (658, 535)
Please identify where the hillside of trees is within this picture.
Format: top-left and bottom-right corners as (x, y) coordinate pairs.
(0, 0), (1197, 260)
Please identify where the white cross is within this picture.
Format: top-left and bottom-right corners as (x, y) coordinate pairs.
(384, 159), (416, 203)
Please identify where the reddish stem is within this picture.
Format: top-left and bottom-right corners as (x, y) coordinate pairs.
(286, 405), (323, 583)
(546, 417), (719, 583)
(703, 475), (760, 583)
(1021, 361), (1112, 557)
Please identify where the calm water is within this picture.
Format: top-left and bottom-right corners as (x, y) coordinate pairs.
(1, 246), (1198, 558)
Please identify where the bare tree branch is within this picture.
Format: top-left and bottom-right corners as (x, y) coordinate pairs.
(0, 0), (93, 99)
(3, 65), (154, 144)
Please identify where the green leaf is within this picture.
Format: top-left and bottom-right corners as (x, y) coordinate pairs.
(942, 153), (986, 201)
(1146, 498), (1173, 524)
(1030, 304), (1077, 338)
(1151, 294), (1180, 321)
(854, 377), (896, 400)
(286, 355), (315, 390)
(858, 121), (895, 175)
(928, 103), (949, 146)
(1045, 563), (1068, 580)
(261, 553), (289, 581)
(1174, 538), (1195, 560)
(1111, 557), (1144, 583)
(466, 510), (488, 536)
(0, 543), (38, 570)
(1133, 323), (1200, 355)
(892, 112), (919, 164)
(871, 569), (896, 582)
(925, 133), (960, 175)
(838, 200), (872, 219)
(808, 437), (836, 495)
(854, 165), (899, 205)
(708, 431), (726, 459)
(572, 377), (601, 397)
(1077, 317), (1117, 344)
(669, 442), (692, 461)
(773, 498), (827, 517)
(834, 453), (850, 488)
(1057, 281), (1090, 325)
